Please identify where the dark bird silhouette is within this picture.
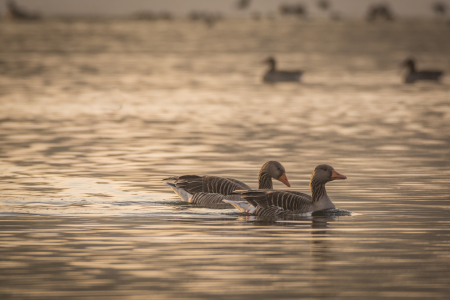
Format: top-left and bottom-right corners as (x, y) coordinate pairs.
(317, 0), (330, 11)
(236, 0), (252, 10)
(366, 4), (394, 22)
(432, 2), (447, 16)
(7, 0), (40, 20)
(279, 4), (307, 18)
(263, 57), (303, 83)
(402, 58), (444, 84)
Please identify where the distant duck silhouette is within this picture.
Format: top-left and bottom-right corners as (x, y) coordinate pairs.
(366, 4), (394, 22)
(432, 2), (447, 17)
(7, 0), (40, 20)
(402, 58), (444, 84)
(317, 0), (330, 11)
(279, 4), (307, 18)
(236, 0), (252, 10)
(263, 57), (303, 83)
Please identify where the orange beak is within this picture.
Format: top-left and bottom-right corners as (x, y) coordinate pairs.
(331, 170), (347, 180)
(277, 173), (291, 187)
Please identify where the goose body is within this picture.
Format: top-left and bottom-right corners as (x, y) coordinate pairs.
(263, 57), (303, 83)
(225, 164), (346, 218)
(164, 161), (290, 208)
(402, 58), (443, 84)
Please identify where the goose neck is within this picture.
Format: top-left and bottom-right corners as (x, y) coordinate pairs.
(268, 60), (276, 72)
(310, 179), (327, 203)
(258, 170), (273, 189)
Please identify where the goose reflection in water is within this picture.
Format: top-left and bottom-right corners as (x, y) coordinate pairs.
(233, 213), (335, 226)
(233, 215), (335, 269)
(310, 218), (336, 273)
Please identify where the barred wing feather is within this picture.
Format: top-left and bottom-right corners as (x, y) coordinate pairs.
(164, 175), (249, 195)
(203, 176), (251, 195)
(235, 190), (313, 216)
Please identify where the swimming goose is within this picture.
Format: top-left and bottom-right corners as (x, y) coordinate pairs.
(263, 57), (303, 83)
(164, 161), (290, 207)
(225, 164), (346, 218)
(402, 58), (444, 84)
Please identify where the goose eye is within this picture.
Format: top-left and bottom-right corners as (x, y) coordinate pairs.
(323, 168), (327, 171)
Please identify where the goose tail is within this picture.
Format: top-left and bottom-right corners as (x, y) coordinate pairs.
(164, 182), (193, 202)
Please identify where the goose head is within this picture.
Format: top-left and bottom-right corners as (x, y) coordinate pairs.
(311, 164), (347, 184)
(401, 58), (416, 72)
(263, 161), (290, 187)
(264, 57), (276, 71)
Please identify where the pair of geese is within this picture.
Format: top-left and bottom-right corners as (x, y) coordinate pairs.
(263, 57), (444, 84)
(164, 161), (346, 218)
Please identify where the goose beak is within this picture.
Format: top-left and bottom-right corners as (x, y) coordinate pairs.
(331, 170), (347, 180)
(278, 173), (291, 187)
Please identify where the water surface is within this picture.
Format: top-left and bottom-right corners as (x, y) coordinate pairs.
(0, 18), (450, 299)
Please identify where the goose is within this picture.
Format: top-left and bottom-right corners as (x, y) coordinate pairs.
(263, 57), (303, 83)
(163, 161), (290, 207)
(402, 58), (444, 84)
(224, 164), (346, 218)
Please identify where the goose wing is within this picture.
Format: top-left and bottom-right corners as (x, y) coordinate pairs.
(189, 192), (237, 208)
(164, 175), (251, 195)
(164, 175), (204, 194)
(234, 190), (312, 212)
(418, 70), (444, 80)
(264, 70), (302, 82)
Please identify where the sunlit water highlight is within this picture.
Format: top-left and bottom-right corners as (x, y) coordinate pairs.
(0, 18), (450, 299)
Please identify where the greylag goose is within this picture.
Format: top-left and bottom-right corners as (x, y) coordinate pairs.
(402, 58), (444, 84)
(224, 164), (346, 218)
(263, 57), (303, 83)
(164, 161), (290, 207)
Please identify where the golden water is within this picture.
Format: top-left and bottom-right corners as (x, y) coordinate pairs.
(0, 19), (449, 299)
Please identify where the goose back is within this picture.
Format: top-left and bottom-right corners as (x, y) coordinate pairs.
(164, 175), (251, 208)
(405, 70), (443, 83)
(264, 70), (302, 83)
(165, 175), (250, 196)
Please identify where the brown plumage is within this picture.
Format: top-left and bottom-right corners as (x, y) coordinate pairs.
(164, 161), (290, 208)
(226, 164), (346, 217)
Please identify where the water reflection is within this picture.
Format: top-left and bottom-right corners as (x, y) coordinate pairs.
(310, 218), (332, 274)
(1, 214), (448, 299)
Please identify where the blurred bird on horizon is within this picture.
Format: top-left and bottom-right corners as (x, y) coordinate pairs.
(263, 57), (303, 83)
(401, 58), (444, 84)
